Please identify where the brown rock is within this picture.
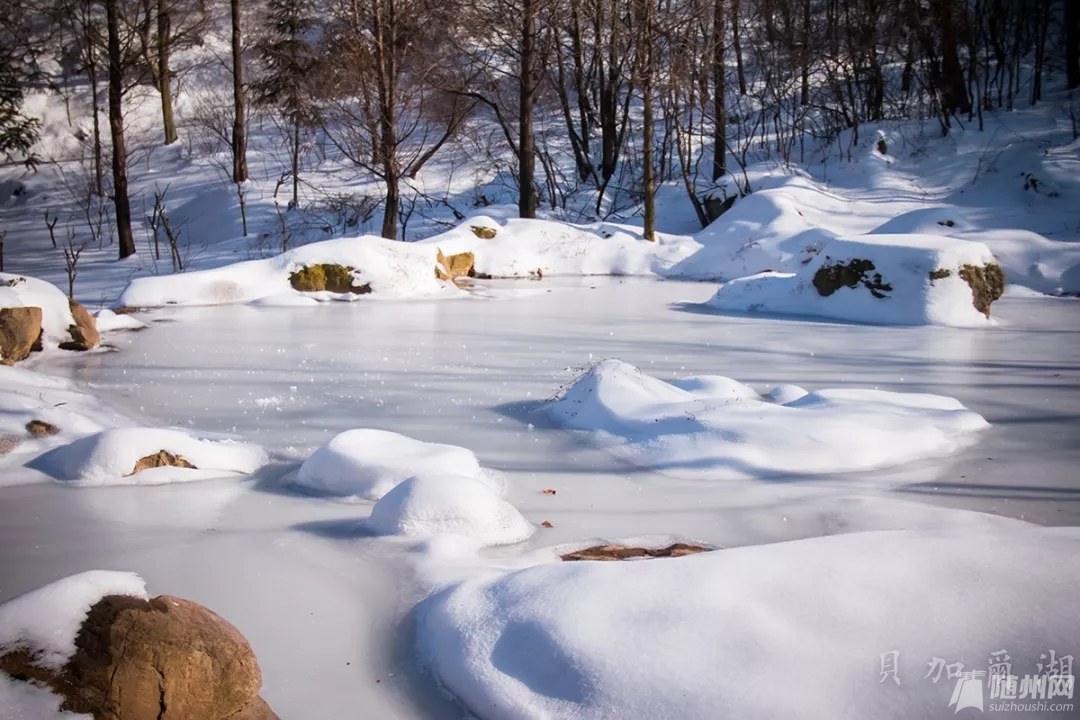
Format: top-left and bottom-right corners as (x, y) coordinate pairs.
(470, 225), (497, 239)
(435, 249), (476, 282)
(561, 543), (710, 562)
(812, 258), (892, 299)
(60, 299), (100, 351)
(131, 450), (197, 475)
(958, 263), (1005, 318)
(0, 595), (278, 720)
(26, 420), (60, 437)
(0, 306), (43, 365)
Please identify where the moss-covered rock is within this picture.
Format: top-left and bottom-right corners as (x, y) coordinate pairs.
(470, 225), (498, 240)
(812, 259), (893, 299)
(958, 263), (1005, 318)
(288, 264), (371, 294)
(929, 268), (952, 281)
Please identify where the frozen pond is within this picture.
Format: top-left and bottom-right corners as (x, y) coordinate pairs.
(2, 278), (1079, 718)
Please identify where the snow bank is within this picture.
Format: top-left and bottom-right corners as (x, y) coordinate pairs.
(33, 427), (267, 486)
(367, 475), (533, 545)
(295, 429), (499, 500)
(419, 527), (1080, 720)
(704, 234), (1002, 326)
(423, 215), (698, 278)
(93, 309), (147, 332)
(547, 360), (988, 479)
(0, 571), (147, 670)
(118, 236), (454, 307)
(0, 273), (76, 347)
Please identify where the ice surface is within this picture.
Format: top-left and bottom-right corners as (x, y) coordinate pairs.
(367, 475), (533, 545)
(419, 526), (1080, 720)
(548, 359), (989, 479)
(295, 428), (497, 500)
(704, 234), (1001, 326)
(32, 427), (267, 486)
(0, 570), (147, 670)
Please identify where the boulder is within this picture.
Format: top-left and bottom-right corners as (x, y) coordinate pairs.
(289, 264), (371, 294)
(958, 263), (1005, 318)
(812, 258), (893, 299)
(61, 299), (101, 351)
(25, 420), (60, 437)
(0, 594), (279, 720)
(561, 543), (709, 562)
(470, 225), (497, 239)
(435, 249), (476, 282)
(130, 450), (197, 475)
(0, 306), (43, 365)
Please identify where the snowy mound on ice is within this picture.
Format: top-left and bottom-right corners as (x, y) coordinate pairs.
(419, 215), (698, 278)
(33, 427), (267, 486)
(705, 234), (1002, 326)
(295, 429), (499, 500)
(419, 527), (1080, 720)
(93, 308), (147, 332)
(0, 570), (147, 670)
(547, 360), (988, 479)
(0, 273), (77, 347)
(367, 476), (533, 545)
(118, 236), (452, 307)
(668, 178), (840, 280)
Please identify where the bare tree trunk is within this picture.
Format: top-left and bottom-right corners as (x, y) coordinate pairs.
(800, 0), (810, 105)
(106, 0), (136, 260)
(158, 0), (177, 144)
(88, 51), (104, 197)
(932, 0), (971, 116)
(636, 0), (655, 241)
(712, 0), (726, 180)
(291, 114), (300, 209)
(1068, 0), (1080, 90)
(230, 0), (248, 183)
(518, 0), (538, 219)
(731, 0), (747, 95)
(374, 0), (401, 239)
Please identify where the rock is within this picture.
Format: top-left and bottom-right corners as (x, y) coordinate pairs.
(470, 225), (497, 239)
(60, 299), (100, 351)
(435, 249), (476, 282)
(812, 258), (893, 299)
(1, 595), (279, 720)
(26, 420), (60, 437)
(958, 263), (1005, 318)
(131, 450), (197, 475)
(561, 543), (710, 562)
(289, 264), (371, 294)
(703, 194), (737, 223)
(0, 306), (43, 365)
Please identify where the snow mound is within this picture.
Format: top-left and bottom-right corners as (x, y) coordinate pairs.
(419, 527), (1080, 720)
(547, 359), (988, 479)
(0, 570), (147, 670)
(669, 178), (840, 280)
(94, 309), (147, 332)
(0, 273), (76, 347)
(118, 236), (454, 307)
(33, 427), (267, 486)
(295, 429), (498, 500)
(417, 215), (699, 278)
(367, 475), (533, 545)
(704, 234), (1002, 326)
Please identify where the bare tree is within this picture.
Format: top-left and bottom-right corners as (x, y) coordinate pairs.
(105, 0), (136, 259)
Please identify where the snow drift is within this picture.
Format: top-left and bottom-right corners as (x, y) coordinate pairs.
(419, 527), (1080, 720)
(32, 427), (267, 486)
(547, 359), (989, 479)
(367, 475), (533, 545)
(0, 274), (76, 349)
(295, 428), (500, 500)
(704, 234), (1004, 326)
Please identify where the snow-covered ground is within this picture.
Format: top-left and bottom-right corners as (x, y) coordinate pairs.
(1, 278), (1078, 718)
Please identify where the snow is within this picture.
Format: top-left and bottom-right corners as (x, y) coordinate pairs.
(0, 675), (90, 719)
(295, 428), (499, 500)
(0, 570), (147, 670)
(0, 273), (75, 351)
(367, 475), (534, 545)
(548, 359), (989, 479)
(419, 526), (1080, 720)
(703, 234), (1001, 326)
(31, 427), (267, 486)
(420, 215), (699, 278)
(93, 309), (148, 332)
(118, 236), (457, 307)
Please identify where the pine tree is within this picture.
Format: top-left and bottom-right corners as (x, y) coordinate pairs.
(0, 52), (39, 165)
(252, 0), (319, 210)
